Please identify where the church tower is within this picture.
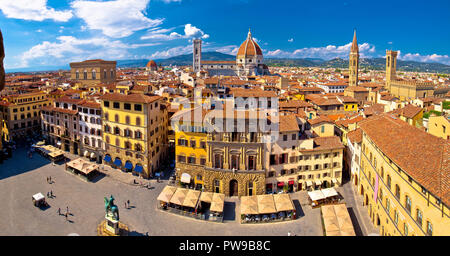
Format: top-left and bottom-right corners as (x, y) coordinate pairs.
(193, 39), (202, 73)
(349, 30), (359, 87)
(386, 50), (398, 90)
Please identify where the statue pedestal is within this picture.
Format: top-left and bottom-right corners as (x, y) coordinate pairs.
(105, 215), (119, 235)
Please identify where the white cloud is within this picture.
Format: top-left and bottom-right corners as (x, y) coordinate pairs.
(267, 42), (377, 59)
(288, 38), (294, 43)
(17, 36), (159, 68)
(399, 53), (450, 65)
(214, 45), (239, 55)
(160, 0), (182, 3)
(146, 45), (192, 59)
(0, 0), (73, 22)
(141, 24), (208, 40)
(71, 0), (163, 38)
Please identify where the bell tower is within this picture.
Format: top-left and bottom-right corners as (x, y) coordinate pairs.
(349, 29), (359, 87)
(193, 39), (202, 73)
(386, 50), (398, 90)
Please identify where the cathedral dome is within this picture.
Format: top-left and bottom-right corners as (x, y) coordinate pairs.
(236, 29), (263, 58)
(146, 60), (157, 68)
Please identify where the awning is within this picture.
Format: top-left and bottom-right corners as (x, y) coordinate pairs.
(322, 187), (339, 198)
(257, 194), (277, 214)
(90, 152), (96, 159)
(288, 180), (294, 185)
(113, 158), (122, 166)
(240, 196), (258, 215)
(155, 172), (161, 177)
(181, 173), (191, 183)
(277, 182), (284, 187)
(273, 194), (295, 212)
(315, 180), (322, 186)
(306, 181), (313, 187)
(84, 150), (89, 157)
(210, 193), (225, 213)
(134, 165), (143, 173)
(308, 190), (326, 201)
(124, 162), (133, 170)
(104, 155), (111, 162)
(200, 192), (214, 203)
(182, 190), (201, 208)
(157, 186), (177, 203)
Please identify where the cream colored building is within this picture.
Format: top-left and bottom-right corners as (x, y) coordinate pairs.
(427, 115), (450, 140)
(70, 59), (116, 87)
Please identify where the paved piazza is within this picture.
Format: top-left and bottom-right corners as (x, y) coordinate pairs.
(0, 147), (374, 236)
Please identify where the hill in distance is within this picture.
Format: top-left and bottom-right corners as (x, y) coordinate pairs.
(6, 51), (450, 74)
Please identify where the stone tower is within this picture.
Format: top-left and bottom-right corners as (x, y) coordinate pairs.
(386, 50), (398, 90)
(193, 39), (202, 73)
(349, 30), (359, 87)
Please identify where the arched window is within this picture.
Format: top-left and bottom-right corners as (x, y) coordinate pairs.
(135, 130), (141, 139)
(104, 112), (109, 120)
(92, 70), (96, 80)
(83, 70), (87, 80)
(105, 136), (110, 144)
(405, 195), (412, 212)
(114, 127), (120, 135)
(124, 141), (131, 149)
(90, 128), (95, 135)
(404, 223), (408, 236)
(380, 167), (384, 179)
(115, 114), (119, 123)
(125, 115), (130, 125)
(76, 70), (79, 79)
(90, 117), (95, 123)
(386, 198), (390, 214)
(135, 143), (142, 152)
(115, 138), (120, 147)
(416, 209), (423, 226)
(136, 117), (141, 126)
(395, 184), (400, 199)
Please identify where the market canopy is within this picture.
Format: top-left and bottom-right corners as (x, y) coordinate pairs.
(104, 155), (112, 162)
(240, 196), (258, 215)
(321, 204), (355, 236)
(113, 158), (122, 166)
(66, 158), (99, 175)
(182, 189), (201, 208)
(306, 180), (313, 187)
(124, 161), (133, 170)
(273, 194), (295, 212)
(257, 195), (276, 214)
(134, 164), (143, 173)
(169, 188), (189, 205)
(308, 190), (326, 201)
(157, 186), (177, 203)
(210, 193), (225, 213)
(199, 192), (214, 203)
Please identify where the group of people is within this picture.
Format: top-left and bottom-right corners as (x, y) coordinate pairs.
(58, 206), (71, 221)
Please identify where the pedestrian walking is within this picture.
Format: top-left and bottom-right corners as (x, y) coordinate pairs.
(124, 202), (127, 209)
(127, 200), (130, 208)
(50, 190), (53, 197)
(65, 212), (68, 221)
(47, 192), (50, 198)
(66, 206), (69, 214)
(58, 208), (61, 215)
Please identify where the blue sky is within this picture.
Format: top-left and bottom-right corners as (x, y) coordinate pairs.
(1, 0), (449, 70)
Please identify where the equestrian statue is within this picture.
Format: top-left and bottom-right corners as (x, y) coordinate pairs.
(104, 195), (119, 221)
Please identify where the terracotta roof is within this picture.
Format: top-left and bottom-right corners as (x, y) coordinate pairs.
(41, 105), (78, 115)
(347, 128), (362, 144)
(78, 101), (101, 109)
(237, 29), (263, 57)
(279, 100), (313, 109)
(99, 93), (162, 104)
(55, 96), (84, 104)
(390, 104), (423, 119)
(278, 115), (300, 132)
(335, 115), (364, 128)
(229, 88), (277, 98)
(359, 114), (449, 206)
(308, 116), (334, 125)
(312, 136), (344, 151)
(363, 104), (385, 116)
(345, 86), (368, 92)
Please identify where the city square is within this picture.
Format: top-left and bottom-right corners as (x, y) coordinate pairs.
(0, 146), (376, 236)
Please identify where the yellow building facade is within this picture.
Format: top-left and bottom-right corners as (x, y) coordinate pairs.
(358, 114), (449, 236)
(427, 115), (450, 140)
(100, 93), (168, 178)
